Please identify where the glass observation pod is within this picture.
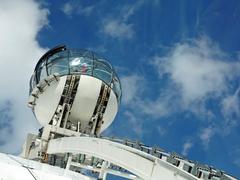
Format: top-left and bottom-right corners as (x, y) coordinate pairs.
(30, 45), (122, 104)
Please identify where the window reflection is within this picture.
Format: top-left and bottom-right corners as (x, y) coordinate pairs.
(70, 57), (92, 75)
(112, 76), (121, 101)
(93, 61), (112, 84)
(29, 74), (36, 94)
(36, 61), (47, 82)
(47, 57), (69, 76)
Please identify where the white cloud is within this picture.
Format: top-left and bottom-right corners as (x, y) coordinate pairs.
(101, 1), (145, 40)
(234, 158), (240, 167)
(102, 19), (134, 40)
(232, 148), (240, 167)
(61, 2), (74, 16)
(147, 36), (240, 125)
(136, 97), (170, 118)
(61, 2), (94, 17)
(124, 111), (144, 137)
(79, 6), (94, 16)
(221, 87), (240, 120)
(121, 0), (145, 21)
(120, 73), (170, 118)
(87, 45), (107, 54)
(157, 125), (166, 136)
(119, 37), (240, 141)
(218, 87), (240, 135)
(0, 0), (49, 154)
(121, 74), (144, 104)
(199, 126), (215, 149)
(182, 140), (193, 156)
(154, 37), (239, 105)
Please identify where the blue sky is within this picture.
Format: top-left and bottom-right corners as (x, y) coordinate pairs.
(0, 0), (240, 178)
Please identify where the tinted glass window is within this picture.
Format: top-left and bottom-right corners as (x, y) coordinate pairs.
(93, 61), (112, 84)
(112, 76), (121, 101)
(32, 48), (121, 104)
(47, 55), (69, 76)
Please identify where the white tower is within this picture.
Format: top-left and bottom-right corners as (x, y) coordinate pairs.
(2, 45), (236, 180)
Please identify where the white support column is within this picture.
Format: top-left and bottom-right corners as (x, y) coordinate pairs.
(69, 161), (139, 179)
(98, 161), (110, 180)
(66, 154), (73, 170)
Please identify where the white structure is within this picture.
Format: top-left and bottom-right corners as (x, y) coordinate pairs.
(0, 45), (237, 180)
(0, 152), (93, 180)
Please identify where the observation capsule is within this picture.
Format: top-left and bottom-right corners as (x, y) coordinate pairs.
(28, 45), (121, 135)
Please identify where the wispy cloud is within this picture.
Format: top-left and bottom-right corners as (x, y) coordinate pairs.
(221, 87), (240, 121)
(87, 45), (107, 54)
(199, 126), (215, 149)
(234, 158), (240, 167)
(182, 140), (193, 156)
(124, 111), (145, 138)
(121, 0), (145, 21)
(121, 74), (144, 105)
(61, 2), (94, 17)
(149, 36), (240, 121)
(118, 74), (146, 137)
(232, 148), (240, 167)
(157, 125), (166, 136)
(102, 19), (134, 40)
(136, 93), (171, 119)
(120, 73), (170, 119)
(61, 2), (73, 16)
(0, 0), (48, 154)
(101, 0), (145, 40)
(153, 37), (239, 105)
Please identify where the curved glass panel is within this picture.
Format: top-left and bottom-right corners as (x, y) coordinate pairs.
(47, 58), (69, 75)
(112, 75), (121, 101)
(47, 51), (69, 76)
(31, 48), (122, 103)
(36, 60), (47, 82)
(29, 74), (36, 94)
(93, 61), (112, 84)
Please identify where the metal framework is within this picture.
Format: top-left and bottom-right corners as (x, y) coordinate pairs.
(44, 136), (237, 180)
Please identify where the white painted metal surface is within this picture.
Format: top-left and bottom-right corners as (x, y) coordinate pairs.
(34, 76), (66, 126)
(68, 75), (118, 132)
(31, 75), (118, 133)
(69, 76), (101, 128)
(47, 136), (199, 180)
(101, 91), (118, 131)
(0, 152), (94, 180)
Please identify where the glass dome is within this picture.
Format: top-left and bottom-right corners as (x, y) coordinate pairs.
(30, 45), (121, 103)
